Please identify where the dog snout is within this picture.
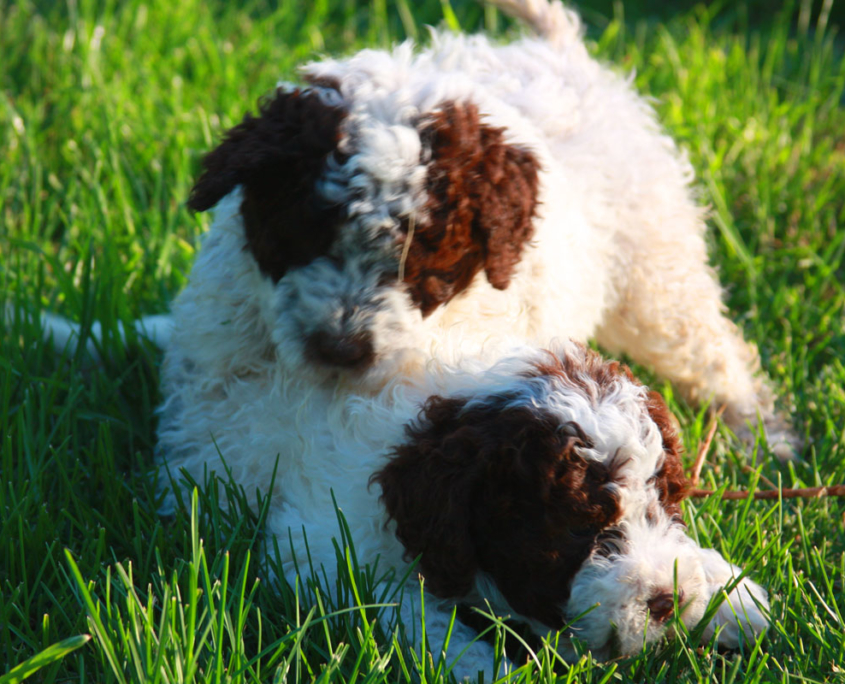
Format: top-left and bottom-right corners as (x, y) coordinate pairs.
(306, 330), (375, 369)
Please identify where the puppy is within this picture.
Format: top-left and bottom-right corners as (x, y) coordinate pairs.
(160, 339), (769, 680)
(165, 0), (796, 458)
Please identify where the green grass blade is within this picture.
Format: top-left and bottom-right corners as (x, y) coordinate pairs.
(0, 635), (91, 684)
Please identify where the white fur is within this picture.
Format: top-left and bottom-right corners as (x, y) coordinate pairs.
(149, 0), (796, 461)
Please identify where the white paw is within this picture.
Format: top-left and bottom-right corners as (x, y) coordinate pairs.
(764, 423), (803, 462)
(698, 548), (770, 647)
(731, 414), (802, 462)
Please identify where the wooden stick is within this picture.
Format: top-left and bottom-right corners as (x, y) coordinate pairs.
(689, 405), (726, 487)
(690, 485), (845, 500)
(742, 465), (777, 490)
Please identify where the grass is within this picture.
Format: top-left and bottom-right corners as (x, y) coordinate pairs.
(1, 0), (844, 681)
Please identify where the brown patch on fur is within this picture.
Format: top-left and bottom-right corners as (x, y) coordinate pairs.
(529, 345), (636, 401)
(402, 101), (540, 316)
(646, 391), (689, 517)
(187, 88), (348, 281)
(372, 396), (623, 629)
(303, 74), (342, 91)
(532, 346), (690, 517)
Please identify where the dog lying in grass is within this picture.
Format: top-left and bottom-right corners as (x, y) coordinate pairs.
(160, 339), (769, 680)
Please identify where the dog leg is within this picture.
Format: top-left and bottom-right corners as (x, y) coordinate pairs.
(7, 303), (172, 361)
(595, 233), (798, 459)
(271, 516), (502, 681)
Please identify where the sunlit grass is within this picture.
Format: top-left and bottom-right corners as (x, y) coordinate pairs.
(2, 0), (844, 681)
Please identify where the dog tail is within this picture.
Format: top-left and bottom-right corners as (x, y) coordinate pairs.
(6, 304), (172, 360)
(483, 0), (581, 48)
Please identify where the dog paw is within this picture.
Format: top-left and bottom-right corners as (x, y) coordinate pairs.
(729, 412), (802, 462)
(698, 549), (770, 647)
(703, 578), (769, 647)
(762, 417), (803, 462)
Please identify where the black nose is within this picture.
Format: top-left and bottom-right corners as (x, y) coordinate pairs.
(306, 331), (375, 369)
(647, 588), (684, 623)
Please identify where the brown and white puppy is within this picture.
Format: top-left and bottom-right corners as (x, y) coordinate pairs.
(157, 0), (795, 459)
(31, 0), (796, 456)
(373, 343), (768, 674)
(158, 337), (769, 680)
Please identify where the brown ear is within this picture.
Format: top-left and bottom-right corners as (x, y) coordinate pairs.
(646, 391), (689, 515)
(372, 393), (622, 627)
(403, 101), (540, 315)
(371, 396), (480, 598)
(187, 88), (348, 281)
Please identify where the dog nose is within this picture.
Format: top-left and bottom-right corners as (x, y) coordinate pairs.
(647, 588), (684, 623)
(307, 331), (375, 369)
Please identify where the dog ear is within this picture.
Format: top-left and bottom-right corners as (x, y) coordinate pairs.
(371, 396), (480, 598)
(373, 392), (622, 625)
(405, 101), (540, 315)
(646, 391), (689, 515)
(187, 88), (348, 281)
(469, 112), (540, 291)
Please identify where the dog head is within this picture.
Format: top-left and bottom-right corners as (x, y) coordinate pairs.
(373, 343), (766, 656)
(187, 80), (540, 382)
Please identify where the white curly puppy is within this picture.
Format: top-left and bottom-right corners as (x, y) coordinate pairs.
(31, 0), (795, 455)
(160, 339), (769, 680)
(158, 0), (795, 458)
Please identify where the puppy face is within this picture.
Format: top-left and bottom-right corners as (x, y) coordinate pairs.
(188, 83), (539, 380)
(373, 345), (714, 656)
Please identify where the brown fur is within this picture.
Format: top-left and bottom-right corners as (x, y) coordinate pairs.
(374, 347), (691, 629)
(372, 395), (623, 629)
(645, 391), (689, 518)
(530, 347), (635, 398)
(187, 88), (348, 282)
(535, 347), (690, 517)
(402, 101), (540, 316)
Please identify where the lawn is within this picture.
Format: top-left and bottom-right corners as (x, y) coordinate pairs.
(2, 0), (844, 681)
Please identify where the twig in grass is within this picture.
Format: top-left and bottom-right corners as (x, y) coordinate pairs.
(690, 485), (845, 500)
(685, 406), (845, 500)
(689, 405), (726, 487)
(742, 465), (777, 490)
